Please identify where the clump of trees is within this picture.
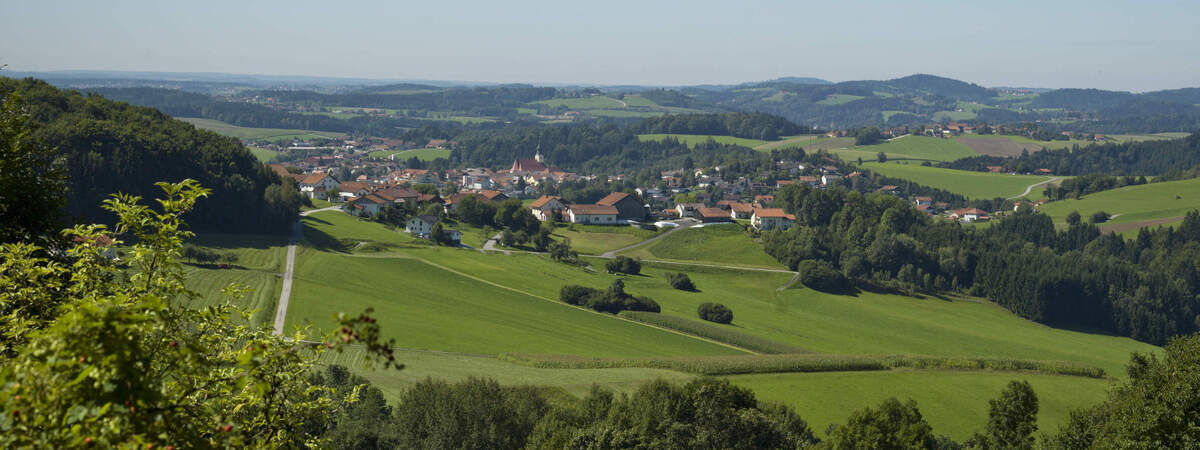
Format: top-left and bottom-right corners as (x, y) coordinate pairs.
(605, 255), (642, 275)
(182, 244), (238, 265)
(1090, 210), (1111, 223)
(697, 302), (733, 324)
(667, 272), (696, 291)
(796, 260), (853, 293)
(559, 280), (660, 314)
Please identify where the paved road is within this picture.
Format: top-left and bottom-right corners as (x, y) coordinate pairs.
(273, 206), (340, 335)
(1009, 176), (1061, 199)
(600, 219), (698, 258)
(481, 233), (510, 255)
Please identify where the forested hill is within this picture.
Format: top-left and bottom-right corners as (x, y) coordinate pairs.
(940, 133), (1200, 175)
(1, 77), (301, 233)
(631, 112), (810, 140)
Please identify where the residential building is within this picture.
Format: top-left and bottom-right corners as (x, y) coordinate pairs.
(675, 202), (705, 218)
(751, 208), (795, 231)
(567, 204), (619, 224)
(405, 215), (438, 237)
(696, 207), (732, 223)
(299, 173), (339, 200)
(529, 195), (567, 221)
(595, 192), (647, 222)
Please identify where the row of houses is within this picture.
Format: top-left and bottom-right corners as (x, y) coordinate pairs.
(528, 192), (646, 225)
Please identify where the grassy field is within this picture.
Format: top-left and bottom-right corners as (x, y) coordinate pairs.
(733, 370), (1113, 441)
(619, 224), (784, 269)
(588, 109), (664, 118)
(263, 210), (1163, 438)
(637, 133), (769, 149)
(862, 162), (1055, 200)
(183, 233), (289, 325)
(178, 117), (346, 143)
(367, 147), (452, 161)
(844, 136), (979, 162)
(817, 94), (865, 105)
(552, 224), (659, 255)
(247, 147), (281, 163)
(753, 135), (823, 151)
(1038, 177), (1200, 228)
(530, 96), (626, 109)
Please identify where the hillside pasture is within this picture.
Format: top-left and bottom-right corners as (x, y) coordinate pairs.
(178, 117), (346, 143)
(182, 233), (289, 326)
(619, 224), (784, 269)
(637, 133), (769, 149)
(753, 135), (824, 151)
(1038, 177), (1200, 227)
(848, 135), (979, 162)
(552, 224), (659, 255)
(367, 147), (452, 161)
(530, 96), (625, 109)
(862, 162), (1054, 199)
(957, 136), (1044, 157)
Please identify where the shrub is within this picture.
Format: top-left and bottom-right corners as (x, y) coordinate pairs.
(605, 256), (641, 275)
(667, 272), (696, 291)
(797, 260), (853, 293)
(560, 284), (658, 314)
(559, 285), (598, 306)
(698, 303), (734, 324)
(1090, 211), (1110, 223)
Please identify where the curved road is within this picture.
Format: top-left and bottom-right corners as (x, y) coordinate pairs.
(273, 206), (340, 335)
(1009, 177), (1061, 200)
(600, 219), (697, 258)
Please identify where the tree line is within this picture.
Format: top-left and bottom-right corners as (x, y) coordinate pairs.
(941, 133), (1200, 176)
(763, 182), (1200, 345)
(632, 112), (810, 140)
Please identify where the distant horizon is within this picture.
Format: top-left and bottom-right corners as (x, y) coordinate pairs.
(3, 1), (1198, 93)
(4, 68), (1195, 93)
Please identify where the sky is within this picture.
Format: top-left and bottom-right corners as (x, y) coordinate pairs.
(2, 0), (1198, 91)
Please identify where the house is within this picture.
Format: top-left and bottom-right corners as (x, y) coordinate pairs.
(377, 187), (421, 204)
(73, 234), (117, 260)
(821, 174), (843, 186)
(529, 195), (567, 221)
(729, 202), (754, 219)
(776, 180), (795, 188)
(299, 173), (340, 200)
(442, 229), (462, 244)
(751, 208), (795, 231)
(478, 190), (508, 203)
(675, 202), (705, 218)
(346, 194), (388, 217)
(405, 215), (438, 237)
(567, 204), (619, 224)
(696, 207), (732, 224)
(337, 182), (371, 200)
(949, 208), (990, 223)
(797, 176), (820, 186)
(443, 192), (482, 212)
(986, 166), (1005, 173)
(596, 192), (647, 222)
(877, 185), (900, 195)
(913, 196), (933, 206)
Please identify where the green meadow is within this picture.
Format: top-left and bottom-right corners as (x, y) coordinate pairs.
(185, 209), (1164, 438)
(637, 133), (769, 149)
(530, 96), (626, 109)
(619, 224), (784, 269)
(178, 117), (346, 143)
(733, 370), (1114, 441)
(182, 233), (289, 326)
(552, 223), (659, 255)
(367, 147), (452, 161)
(1038, 177), (1200, 227)
(247, 147), (281, 163)
(843, 135), (979, 162)
(861, 162), (1055, 200)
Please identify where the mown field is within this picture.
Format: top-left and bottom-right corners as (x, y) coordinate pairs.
(619, 224), (784, 269)
(838, 135), (979, 162)
(1038, 177), (1200, 228)
(178, 117), (346, 143)
(366, 147), (452, 161)
(183, 233), (289, 325)
(247, 147), (281, 163)
(552, 223), (659, 255)
(861, 162), (1057, 200)
(204, 210), (1164, 439)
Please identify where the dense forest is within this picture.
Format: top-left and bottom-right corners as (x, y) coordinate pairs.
(631, 112), (810, 139)
(763, 183), (1200, 345)
(941, 133), (1200, 175)
(1, 77), (301, 233)
(246, 85), (557, 114)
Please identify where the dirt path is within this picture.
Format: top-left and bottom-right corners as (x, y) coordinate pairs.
(273, 206), (341, 335)
(1009, 177), (1061, 199)
(601, 219), (697, 258)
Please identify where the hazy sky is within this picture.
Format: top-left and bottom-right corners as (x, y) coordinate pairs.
(3, 0), (1198, 91)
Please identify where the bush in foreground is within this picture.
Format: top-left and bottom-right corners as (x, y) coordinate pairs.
(667, 272), (696, 291)
(698, 302), (734, 324)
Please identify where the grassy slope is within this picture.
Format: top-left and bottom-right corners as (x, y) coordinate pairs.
(367, 148), (452, 161)
(530, 96), (625, 109)
(1038, 177), (1200, 226)
(862, 162), (1054, 200)
(553, 224), (659, 255)
(183, 233), (288, 326)
(620, 224), (784, 269)
(637, 133), (769, 149)
(842, 136), (979, 162)
(248, 147), (281, 163)
(734, 370), (1112, 441)
(178, 117), (346, 143)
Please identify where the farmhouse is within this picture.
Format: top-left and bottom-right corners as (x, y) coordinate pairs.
(405, 215), (438, 237)
(567, 204), (619, 224)
(595, 192), (646, 222)
(346, 194), (388, 217)
(299, 173), (339, 200)
(913, 196), (933, 206)
(675, 202), (705, 218)
(728, 202), (754, 219)
(751, 208), (795, 231)
(529, 195), (567, 221)
(696, 207), (732, 224)
(949, 208), (990, 223)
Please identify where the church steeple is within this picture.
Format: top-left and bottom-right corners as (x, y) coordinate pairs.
(534, 144), (543, 163)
